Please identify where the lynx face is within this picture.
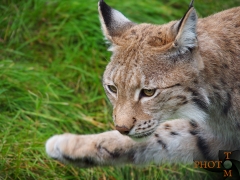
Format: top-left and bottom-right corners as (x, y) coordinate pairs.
(100, 0), (209, 138)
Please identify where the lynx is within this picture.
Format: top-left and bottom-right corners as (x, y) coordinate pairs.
(46, 0), (240, 167)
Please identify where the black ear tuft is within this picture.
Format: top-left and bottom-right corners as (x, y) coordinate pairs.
(99, 0), (112, 29)
(189, 0), (194, 8)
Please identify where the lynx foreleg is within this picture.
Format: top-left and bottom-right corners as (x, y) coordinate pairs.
(46, 119), (213, 167)
(46, 130), (137, 167)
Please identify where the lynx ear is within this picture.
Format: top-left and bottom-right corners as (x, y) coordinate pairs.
(172, 0), (198, 52)
(98, 0), (135, 43)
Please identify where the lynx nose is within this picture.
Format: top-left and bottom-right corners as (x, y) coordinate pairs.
(115, 125), (131, 135)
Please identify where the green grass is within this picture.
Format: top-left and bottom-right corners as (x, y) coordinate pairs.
(0, 0), (239, 179)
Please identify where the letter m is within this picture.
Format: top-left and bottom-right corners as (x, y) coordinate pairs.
(223, 170), (232, 177)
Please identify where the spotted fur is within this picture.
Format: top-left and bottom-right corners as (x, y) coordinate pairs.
(46, 0), (240, 167)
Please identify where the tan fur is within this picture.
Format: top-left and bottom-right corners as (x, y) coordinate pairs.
(46, 1), (240, 167)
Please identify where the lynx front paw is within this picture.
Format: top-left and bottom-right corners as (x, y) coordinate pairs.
(46, 134), (65, 160)
(46, 134), (98, 167)
(46, 134), (73, 161)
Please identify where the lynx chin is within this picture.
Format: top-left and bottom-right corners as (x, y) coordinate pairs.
(46, 0), (240, 167)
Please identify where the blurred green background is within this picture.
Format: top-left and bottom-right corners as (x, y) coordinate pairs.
(0, 0), (239, 179)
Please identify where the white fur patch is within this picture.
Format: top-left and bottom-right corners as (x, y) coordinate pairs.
(111, 9), (131, 28)
(175, 103), (207, 123)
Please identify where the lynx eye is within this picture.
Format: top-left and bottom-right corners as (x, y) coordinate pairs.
(108, 85), (117, 93)
(142, 89), (156, 97)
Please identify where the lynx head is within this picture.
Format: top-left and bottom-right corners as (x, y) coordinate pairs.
(99, 0), (209, 138)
